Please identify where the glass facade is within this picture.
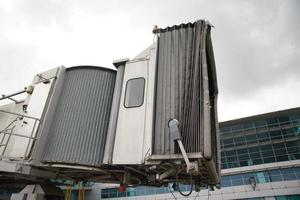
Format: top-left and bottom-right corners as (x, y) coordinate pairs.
(275, 195), (300, 200)
(101, 184), (196, 199)
(221, 167), (300, 187)
(220, 113), (300, 169)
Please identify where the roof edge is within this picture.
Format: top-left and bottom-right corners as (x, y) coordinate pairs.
(220, 106), (300, 126)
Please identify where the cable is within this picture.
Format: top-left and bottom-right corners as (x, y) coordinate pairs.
(159, 161), (194, 197)
(160, 162), (194, 197)
(193, 190), (200, 200)
(176, 171), (193, 197)
(168, 186), (178, 200)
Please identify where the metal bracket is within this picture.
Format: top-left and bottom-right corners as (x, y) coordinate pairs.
(37, 74), (50, 84)
(168, 119), (199, 174)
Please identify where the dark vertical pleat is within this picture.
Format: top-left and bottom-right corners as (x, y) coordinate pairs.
(41, 67), (116, 166)
(154, 20), (218, 155)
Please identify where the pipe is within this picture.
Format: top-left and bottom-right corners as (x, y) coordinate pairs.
(0, 89), (26, 101)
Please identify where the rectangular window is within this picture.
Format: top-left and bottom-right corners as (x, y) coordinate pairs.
(261, 144), (275, 164)
(118, 192), (126, 197)
(278, 116), (290, 126)
(269, 169), (283, 182)
(126, 188), (136, 197)
(286, 141), (300, 160)
(290, 114), (300, 123)
(221, 151), (226, 157)
(270, 130), (283, 140)
(240, 160), (249, 167)
(231, 174), (244, 186)
(220, 126), (231, 135)
(124, 78), (145, 108)
(243, 122), (255, 130)
(221, 158), (226, 165)
(281, 128), (294, 139)
(221, 163), (228, 169)
(242, 172), (255, 182)
(252, 158), (263, 165)
(231, 124), (243, 133)
(274, 147), (288, 161)
(276, 155), (289, 162)
(225, 150), (237, 157)
(255, 171), (269, 183)
(136, 187), (146, 196)
(263, 157), (276, 163)
(245, 134), (257, 144)
(223, 138), (234, 148)
(257, 132), (270, 142)
(255, 120), (266, 128)
(221, 176), (232, 187)
(294, 168), (300, 179)
(227, 155), (238, 162)
(273, 143), (287, 160)
(228, 161), (239, 168)
(249, 147), (261, 159)
(266, 117), (279, 128)
(237, 148), (249, 161)
(234, 136), (246, 146)
(294, 127), (300, 136)
(281, 168), (297, 181)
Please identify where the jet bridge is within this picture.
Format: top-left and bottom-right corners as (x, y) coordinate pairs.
(0, 19), (220, 194)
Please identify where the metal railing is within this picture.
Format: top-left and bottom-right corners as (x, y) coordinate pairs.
(0, 89), (26, 103)
(0, 110), (40, 159)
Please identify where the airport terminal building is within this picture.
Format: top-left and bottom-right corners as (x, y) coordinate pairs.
(97, 107), (300, 200)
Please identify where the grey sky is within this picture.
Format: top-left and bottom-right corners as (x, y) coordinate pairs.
(0, 0), (299, 121)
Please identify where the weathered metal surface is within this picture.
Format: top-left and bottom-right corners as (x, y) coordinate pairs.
(153, 20), (219, 163)
(37, 66), (116, 166)
(112, 43), (157, 165)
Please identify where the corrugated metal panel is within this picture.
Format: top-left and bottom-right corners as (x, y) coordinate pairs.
(39, 66), (116, 166)
(103, 64), (125, 164)
(153, 20), (219, 159)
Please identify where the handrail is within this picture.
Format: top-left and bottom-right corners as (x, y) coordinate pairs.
(0, 130), (38, 140)
(0, 89), (26, 101)
(0, 110), (40, 158)
(0, 110), (40, 121)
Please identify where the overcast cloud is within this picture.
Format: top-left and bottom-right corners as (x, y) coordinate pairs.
(0, 0), (299, 121)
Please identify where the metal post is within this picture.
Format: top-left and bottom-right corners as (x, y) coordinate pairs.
(24, 119), (38, 158)
(168, 119), (199, 174)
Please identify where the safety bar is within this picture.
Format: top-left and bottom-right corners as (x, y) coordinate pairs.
(0, 110), (40, 159)
(0, 89), (26, 101)
(0, 110), (40, 121)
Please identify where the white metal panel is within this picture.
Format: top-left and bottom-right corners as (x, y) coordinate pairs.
(5, 80), (54, 158)
(113, 43), (157, 164)
(113, 60), (148, 164)
(0, 103), (23, 155)
(142, 44), (157, 161)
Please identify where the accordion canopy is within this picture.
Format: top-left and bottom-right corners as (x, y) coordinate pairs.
(153, 20), (219, 167)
